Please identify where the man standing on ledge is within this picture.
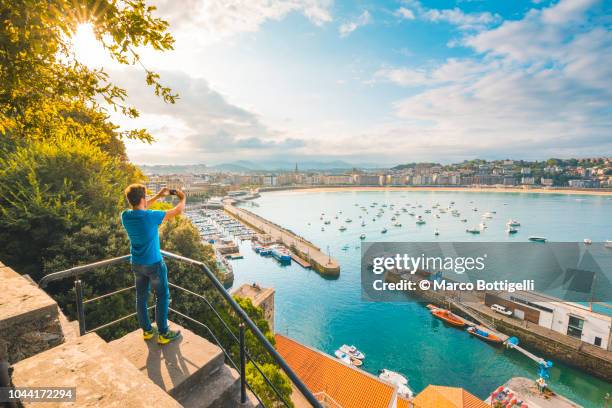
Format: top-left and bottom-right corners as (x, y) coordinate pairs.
(121, 184), (186, 344)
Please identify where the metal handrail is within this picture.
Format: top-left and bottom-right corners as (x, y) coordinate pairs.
(38, 250), (322, 408)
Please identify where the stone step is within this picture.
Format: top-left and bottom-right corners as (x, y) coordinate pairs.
(108, 321), (225, 399)
(176, 364), (244, 408)
(11, 332), (181, 407)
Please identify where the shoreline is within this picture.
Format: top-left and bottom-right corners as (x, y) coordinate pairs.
(259, 185), (612, 196)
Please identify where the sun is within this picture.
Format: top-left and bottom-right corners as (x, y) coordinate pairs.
(71, 23), (106, 67)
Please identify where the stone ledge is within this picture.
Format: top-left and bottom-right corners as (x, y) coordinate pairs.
(0, 265), (63, 363)
(0, 266), (58, 328)
(12, 332), (182, 407)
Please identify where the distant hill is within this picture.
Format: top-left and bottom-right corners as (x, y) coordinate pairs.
(139, 164), (209, 175)
(213, 160), (383, 172)
(139, 160), (384, 174)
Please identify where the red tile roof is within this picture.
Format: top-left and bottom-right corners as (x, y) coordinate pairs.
(413, 385), (489, 408)
(275, 334), (397, 408)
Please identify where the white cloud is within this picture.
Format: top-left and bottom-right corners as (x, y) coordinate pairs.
(370, 0), (611, 160)
(110, 69), (310, 163)
(400, 0), (501, 31)
(339, 10), (371, 37)
(151, 0), (333, 44)
(395, 7), (415, 20)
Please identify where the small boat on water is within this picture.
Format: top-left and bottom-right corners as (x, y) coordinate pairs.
(482, 212), (494, 219)
(361, 221), (366, 227)
(334, 350), (352, 365)
(584, 238), (592, 245)
(467, 326), (503, 344)
(507, 219), (520, 227)
(339, 225), (347, 231)
(394, 222), (402, 227)
(506, 227), (518, 234)
(259, 247), (272, 256)
(324, 220), (331, 225)
(321, 227), (325, 231)
(339, 344), (365, 360)
(271, 245), (292, 265)
(381, 228), (388, 234)
(460, 218), (468, 223)
(360, 233), (366, 240)
(425, 209), (432, 214)
(416, 217), (426, 225)
(345, 218), (352, 223)
(528, 236), (547, 243)
(434, 229), (440, 236)
(430, 307), (466, 327)
(341, 245), (350, 251)
(466, 227), (480, 234)
(378, 369), (413, 398)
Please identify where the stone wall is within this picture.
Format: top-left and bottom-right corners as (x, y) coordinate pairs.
(0, 263), (64, 363)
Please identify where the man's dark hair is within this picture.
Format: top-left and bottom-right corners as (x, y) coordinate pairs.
(125, 184), (146, 207)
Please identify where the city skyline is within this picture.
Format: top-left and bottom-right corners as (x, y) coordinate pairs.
(72, 0), (612, 165)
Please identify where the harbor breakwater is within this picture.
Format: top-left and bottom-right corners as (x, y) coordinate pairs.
(224, 204), (340, 276)
(385, 271), (612, 382)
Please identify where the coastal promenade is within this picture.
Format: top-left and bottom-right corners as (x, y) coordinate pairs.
(224, 204), (340, 276)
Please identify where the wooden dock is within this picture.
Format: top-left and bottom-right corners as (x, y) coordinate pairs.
(290, 253), (311, 269)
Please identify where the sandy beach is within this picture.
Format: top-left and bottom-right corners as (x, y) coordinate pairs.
(260, 185), (612, 196)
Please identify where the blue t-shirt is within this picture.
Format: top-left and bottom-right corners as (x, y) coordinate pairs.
(121, 209), (166, 265)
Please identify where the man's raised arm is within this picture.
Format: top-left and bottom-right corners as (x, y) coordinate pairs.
(147, 187), (169, 207)
(163, 190), (186, 222)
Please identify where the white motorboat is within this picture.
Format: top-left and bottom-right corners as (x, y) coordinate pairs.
(361, 221), (366, 227)
(334, 350), (351, 365)
(506, 227), (518, 234)
(345, 218), (352, 223)
(394, 222), (402, 227)
(339, 344), (365, 360)
(378, 369), (413, 398)
(528, 236), (547, 243)
(360, 233), (366, 240)
(339, 226), (347, 231)
(507, 219), (521, 227)
(466, 227), (480, 234)
(434, 229), (440, 236)
(584, 238), (592, 245)
(482, 212), (494, 219)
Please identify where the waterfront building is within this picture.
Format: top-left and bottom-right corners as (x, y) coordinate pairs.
(324, 174), (354, 185)
(541, 177), (554, 186)
(356, 174), (384, 185)
(263, 175), (278, 186)
(485, 291), (612, 350)
(412, 385), (488, 408)
(521, 176), (535, 185)
(385, 174), (406, 185)
(232, 283), (275, 332)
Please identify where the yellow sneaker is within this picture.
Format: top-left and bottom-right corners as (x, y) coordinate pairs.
(157, 329), (181, 345)
(143, 327), (157, 340)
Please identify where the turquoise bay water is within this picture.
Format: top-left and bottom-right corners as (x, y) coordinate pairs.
(230, 190), (612, 407)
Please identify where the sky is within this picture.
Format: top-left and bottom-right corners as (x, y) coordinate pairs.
(73, 0), (612, 166)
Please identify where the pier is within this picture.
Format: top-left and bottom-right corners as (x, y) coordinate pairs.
(224, 204), (340, 276)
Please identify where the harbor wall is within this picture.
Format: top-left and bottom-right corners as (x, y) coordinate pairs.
(224, 205), (340, 276)
(385, 272), (612, 382)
